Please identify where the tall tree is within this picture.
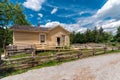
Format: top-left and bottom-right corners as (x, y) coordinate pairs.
(93, 27), (98, 42)
(98, 27), (104, 42)
(13, 3), (31, 25)
(0, 0), (30, 58)
(70, 31), (76, 44)
(70, 26), (113, 44)
(115, 26), (120, 42)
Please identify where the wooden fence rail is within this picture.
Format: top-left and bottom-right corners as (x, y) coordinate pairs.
(0, 47), (120, 70)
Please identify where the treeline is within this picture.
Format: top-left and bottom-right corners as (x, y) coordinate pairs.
(70, 27), (113, 44)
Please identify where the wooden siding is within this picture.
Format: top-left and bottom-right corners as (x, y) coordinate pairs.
(13, 26), (70, 50)
(47, 26), (70, 47)
(13, 31), (39, 45)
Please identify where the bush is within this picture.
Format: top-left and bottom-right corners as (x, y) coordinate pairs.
(0, 48), (3, 53)
(64, 46), (70, 49)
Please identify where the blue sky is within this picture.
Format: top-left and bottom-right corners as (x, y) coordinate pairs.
(10, 0), (120, 33)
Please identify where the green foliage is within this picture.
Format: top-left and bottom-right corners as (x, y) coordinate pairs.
(0, 0), (30, 49)
(70, 27), (113, 44)
(12, 3), (31, 25)
(115, 26), (120, 42)
(0, 0), (30, 26)
(0, 27), (12, 48)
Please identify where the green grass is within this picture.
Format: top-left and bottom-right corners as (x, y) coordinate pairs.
(106, 50), (120, 54)
(9, 53), (31, 59)
(8, 50), (72, 59)
(36, 50), (72, 56)
(0, 60), (72, 79)
(8, 49), (83, 59)
(37, 51), (56, 56)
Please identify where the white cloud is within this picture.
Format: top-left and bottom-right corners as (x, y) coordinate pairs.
(92, 0), (120, 33)
(40, 0), (120, 34)
(72, 0), (120, 33)
(42, 21), (87, 32)
(51, 8), (58, 14)
(77, 28), (87, 33)
(23, 0), (45, 11)
(94, 0), (120, 19)
(44, 21), (60, 27)
(102, 20), (120, 29)
(30, 14), (34, 17)
(38, 13), (43, 17)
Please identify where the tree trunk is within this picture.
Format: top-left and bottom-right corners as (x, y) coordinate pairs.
(0, 52), (1, 61)
(3, 36), (7, 58)
(3, 27), (8, 58)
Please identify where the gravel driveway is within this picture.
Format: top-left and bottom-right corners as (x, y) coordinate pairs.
(1, 53), (120, 80)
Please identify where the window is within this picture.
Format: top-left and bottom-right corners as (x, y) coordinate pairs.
(40, 35), (45, 43)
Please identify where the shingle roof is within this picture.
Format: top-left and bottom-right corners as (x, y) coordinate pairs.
(10, 25), (50, 31)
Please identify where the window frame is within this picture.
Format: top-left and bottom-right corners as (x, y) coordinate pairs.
(40, 34), (46, 44)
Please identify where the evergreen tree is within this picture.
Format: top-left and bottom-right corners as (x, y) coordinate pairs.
(115, 26), (120, 42)
(70, 26), (113, 44)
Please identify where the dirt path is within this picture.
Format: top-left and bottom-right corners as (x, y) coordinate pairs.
(1, 53), (120, 80)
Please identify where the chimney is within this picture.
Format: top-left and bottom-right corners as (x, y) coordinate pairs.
(38, 21), (40, 27)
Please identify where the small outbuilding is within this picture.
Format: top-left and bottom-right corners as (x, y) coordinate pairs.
(11, 25), (70, 50)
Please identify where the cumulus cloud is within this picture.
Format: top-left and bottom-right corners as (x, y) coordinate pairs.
(44, 21), (60, 27)
(23, 0), (45, 11)
(51, 8), (58, 14)
(77, 28), (87, 33)
(38, 13), (43, 17)
(94, 0), (120, 19)
(42, 21), (87, 32)
(41, 0), (120, 34)
(102, 20), (120, 29)
(92, 0), (120, 33)
(73, 0), (120, 33)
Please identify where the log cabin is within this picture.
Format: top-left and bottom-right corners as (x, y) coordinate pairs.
(10, 25), (70, 50)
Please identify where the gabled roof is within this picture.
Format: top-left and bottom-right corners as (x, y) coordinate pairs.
(48, 25), (70, 34)
(10, 25), (70, 34)
(10, 25), (50, 32)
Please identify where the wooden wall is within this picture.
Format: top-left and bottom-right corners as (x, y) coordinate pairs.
(47, 26), (70, 47)
(13, 31), (39, 45)
(13, 26), (70, 49)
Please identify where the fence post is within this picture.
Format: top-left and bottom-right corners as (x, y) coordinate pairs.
(104, 47), (107, 54)
(118, 46), (120, 50)
(112, 47), (114, 51)
(56, 50), (63, 62)
(31, 57), (35, 67)
(31, 45), (36, 57)
(32, 49), (36, 57)
(93, 48), (96, 56)
(77, 49), (82, 58)
(31, 45), (36, 67)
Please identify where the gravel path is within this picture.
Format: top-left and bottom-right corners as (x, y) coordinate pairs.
(1, 53), (120, 80)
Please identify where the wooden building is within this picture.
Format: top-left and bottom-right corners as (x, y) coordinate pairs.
(11, 25), (70, 50)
